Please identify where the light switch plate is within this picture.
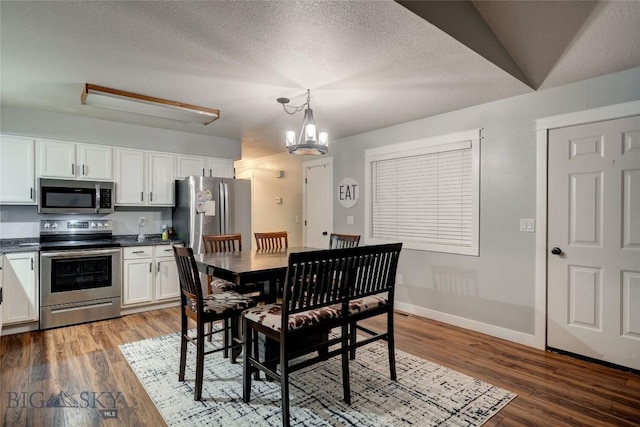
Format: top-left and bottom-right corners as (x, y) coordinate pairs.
(520, 218), (535, 232)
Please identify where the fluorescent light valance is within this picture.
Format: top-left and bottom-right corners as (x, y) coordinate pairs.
(81, 84), (220, 125)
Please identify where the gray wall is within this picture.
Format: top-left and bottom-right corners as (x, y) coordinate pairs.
(0, 105), (241, 159)
(0, 105), (242, 239)
(330, 67), (640, 335)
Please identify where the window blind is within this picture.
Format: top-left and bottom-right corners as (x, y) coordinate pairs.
(371, 141), (473, 247)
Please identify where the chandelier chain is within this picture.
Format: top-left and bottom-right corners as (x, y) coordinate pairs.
(280, 89), (311, 115)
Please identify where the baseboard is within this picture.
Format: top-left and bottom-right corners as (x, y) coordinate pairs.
(394, 301), (541, 349)
(1, 321), (39, 336)
(121, 300), (180, 316)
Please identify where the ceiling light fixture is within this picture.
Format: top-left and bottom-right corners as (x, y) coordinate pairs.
(81, 83), (220, 125)
(277, 89), (328, 155)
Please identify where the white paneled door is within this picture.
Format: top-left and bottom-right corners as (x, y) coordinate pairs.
(547, 115), (640, 370)
(304, 159), (333, 249)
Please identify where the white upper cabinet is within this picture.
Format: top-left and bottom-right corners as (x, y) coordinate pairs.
(0, 135), (36, 204)
(37, 139), (114, 181)
(148, 152), (175, 205)
(115, 148), (146, 205)
(115, 148), (175, 206)
(78, 144), (114, 180)
(207, 157), (234, 178)
(37, 139), (76, 178)
(176, 154), (234, 179)
(175, 155), (206, 179)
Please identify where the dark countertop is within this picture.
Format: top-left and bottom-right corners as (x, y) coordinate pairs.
(114, 235), (174, 247)
(0, 235), (179, 255)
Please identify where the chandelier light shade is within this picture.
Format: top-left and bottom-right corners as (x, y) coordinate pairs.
(81, 83), (220, 125)
(277, 89), (328, 155)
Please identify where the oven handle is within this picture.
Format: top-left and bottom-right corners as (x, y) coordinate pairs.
(41, 248), (121, 258)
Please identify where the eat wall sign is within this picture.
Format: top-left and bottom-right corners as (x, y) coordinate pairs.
(338, 177), (359, 208)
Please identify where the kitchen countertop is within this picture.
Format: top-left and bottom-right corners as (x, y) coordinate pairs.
(0, 235), (179, 255)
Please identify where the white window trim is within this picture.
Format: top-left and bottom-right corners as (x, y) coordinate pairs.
(364, 128), (481, 255)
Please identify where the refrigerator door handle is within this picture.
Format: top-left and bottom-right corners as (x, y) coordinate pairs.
(218, 182), (225, 234)
(224, 182), (230, 234)
(220, 182), (229, 234)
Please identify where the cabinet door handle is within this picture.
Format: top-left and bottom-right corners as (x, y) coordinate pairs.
(149, 262), (152, 273)
(209, 168), (212, 177)
(202, 168), (205, 176)
(71, 164), (75, 175)
(31, 257), (34, 270)
(150, 192), (153, 202)
(141, 192), (144, 202)
(30, 187), (33, 199)
(82, 164), (86, 175)
(132, 250), (145, 254)
(157, 262), (160, 272)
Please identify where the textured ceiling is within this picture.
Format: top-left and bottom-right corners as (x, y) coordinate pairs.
(1, 1), (639, 160)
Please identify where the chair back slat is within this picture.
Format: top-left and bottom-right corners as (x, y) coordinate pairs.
(173, 246), (205, 312)
(254, 231), (288, 250)
(203, 233), (242, 253)
(350, 249), (398, 298)
(329, 233), (361, 249)
(281, 244), (402, 319)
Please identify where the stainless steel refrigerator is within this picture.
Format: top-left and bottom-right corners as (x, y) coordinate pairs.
(172, 176), (252, 253)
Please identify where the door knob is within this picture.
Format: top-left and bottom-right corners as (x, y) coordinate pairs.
(551, 247), (562, 255)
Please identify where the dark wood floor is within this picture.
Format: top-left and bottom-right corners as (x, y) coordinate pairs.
(1, 308), (639, 426)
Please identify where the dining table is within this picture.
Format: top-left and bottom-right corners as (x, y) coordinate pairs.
(194, 246), (325, 364)
(193, 246), (320, 303)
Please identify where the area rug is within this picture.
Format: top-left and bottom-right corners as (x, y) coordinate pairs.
(120, 332), (516, 426)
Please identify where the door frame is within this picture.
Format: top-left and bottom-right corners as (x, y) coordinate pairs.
(534, 100), (640, 350)
(302, 157), (333, 247)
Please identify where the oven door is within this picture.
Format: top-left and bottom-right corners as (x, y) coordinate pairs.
(40, 248), (121, 307)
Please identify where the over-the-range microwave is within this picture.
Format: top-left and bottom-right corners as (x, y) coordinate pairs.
(38, 178), (114, 214)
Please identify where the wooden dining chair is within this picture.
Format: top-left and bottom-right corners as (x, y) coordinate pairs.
(329, 233), (361, 249)
(203, 233), (242, 253)
(173, 245), (256, 401)
(202, 234), (242, 293)
(254, 231), (288, 250)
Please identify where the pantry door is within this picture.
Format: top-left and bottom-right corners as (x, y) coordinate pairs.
(304, 158), (333, 249)
(547, 115), (640, 370)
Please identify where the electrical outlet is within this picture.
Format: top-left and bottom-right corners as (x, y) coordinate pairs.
(139, 216), (146, 226)
(520, 218), (535, 232)
(396, 274), (403, 285)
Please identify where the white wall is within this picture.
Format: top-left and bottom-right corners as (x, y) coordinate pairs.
(235, 152), (306, 246)
(330, 67), (640, 346)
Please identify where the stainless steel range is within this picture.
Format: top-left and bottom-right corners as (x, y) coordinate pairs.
(39, 219), (121, 330)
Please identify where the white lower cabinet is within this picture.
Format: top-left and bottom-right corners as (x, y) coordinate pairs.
(122, 245), (179, 307)
(155, 246), (180, 300)
(2, 252), (38, 325)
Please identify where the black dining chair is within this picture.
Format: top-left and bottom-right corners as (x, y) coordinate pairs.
(173, 245), (256, 400)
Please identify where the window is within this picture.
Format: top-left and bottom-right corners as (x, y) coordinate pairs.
(364, 129), (480, 255)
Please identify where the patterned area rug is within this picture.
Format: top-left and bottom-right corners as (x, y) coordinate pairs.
(120, 332), (516, 426)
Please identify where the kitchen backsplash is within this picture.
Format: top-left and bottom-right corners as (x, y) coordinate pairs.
(0, 205), (172, 238)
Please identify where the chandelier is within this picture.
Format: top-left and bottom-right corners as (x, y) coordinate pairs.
(277, 89), (328, 155)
